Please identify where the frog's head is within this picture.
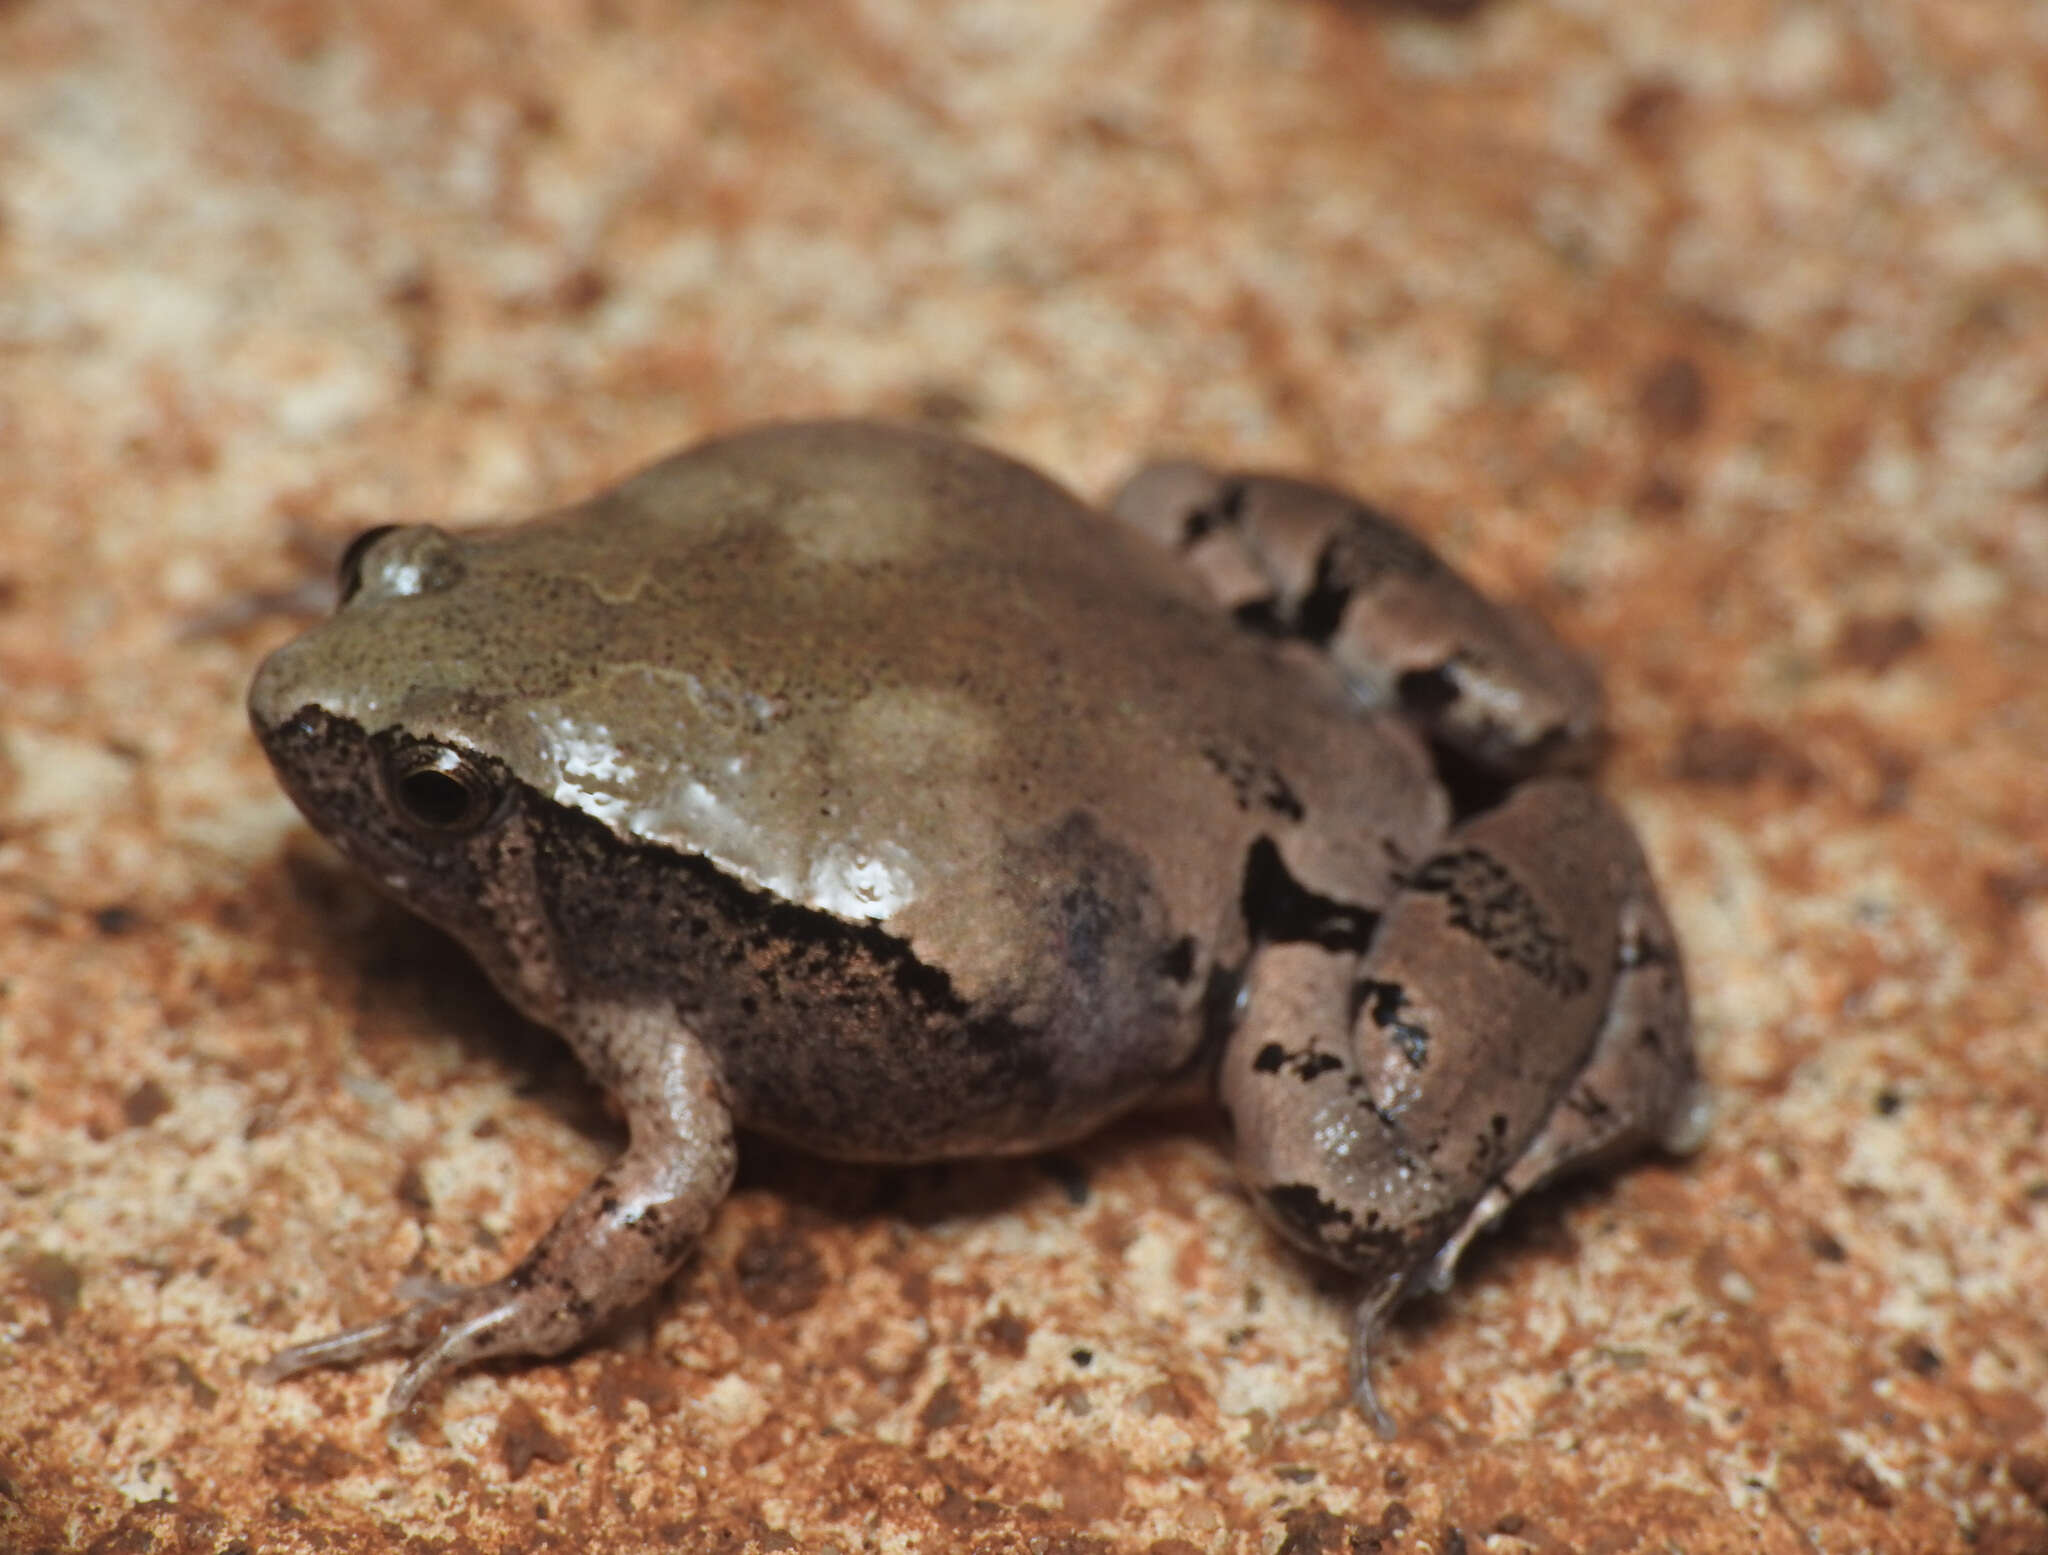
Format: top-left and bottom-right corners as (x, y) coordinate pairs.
(249, 523), (568, 1020)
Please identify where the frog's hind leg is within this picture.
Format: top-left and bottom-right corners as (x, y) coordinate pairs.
(1423, 849), (1707, 1295)
(1111, 462), (1603, 777)
(1223, 780), (1695, 1433)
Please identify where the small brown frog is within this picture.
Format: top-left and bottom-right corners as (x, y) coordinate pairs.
(249, 421), (1705, 1431)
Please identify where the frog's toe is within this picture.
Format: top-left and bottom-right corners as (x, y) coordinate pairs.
(256, 1305), (438, 1384)
(385, 1297), (529, 1416)
(257, 1281), (506, 1401)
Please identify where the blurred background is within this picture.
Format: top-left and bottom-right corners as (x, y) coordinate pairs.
(2, 1), (2045, 1550)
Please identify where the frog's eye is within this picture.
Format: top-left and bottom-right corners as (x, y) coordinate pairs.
(337, 525), (399, 605)
(383, 744), (501, 835)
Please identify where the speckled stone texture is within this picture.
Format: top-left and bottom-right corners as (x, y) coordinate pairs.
(2, 1), (2045, 1550)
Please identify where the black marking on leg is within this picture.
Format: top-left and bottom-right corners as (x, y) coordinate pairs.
(1353, 978), (1431, 1070)
(1403, 848), (1590, 998)
(1264, 1183), (1407, 1269)
(1157, 935), (1199, 985)
(1251, 1042), (1343, 1083)
(1266, 1183), (1349, 1238)
(1294, 546), (1354, 647)
(1326, 502), (1446, 584)
(1214, 498), (1443, 651)
(1202, 746), (1305, 821)
(1242, 837), (1377, 953)
(1182, 479), (1249, 545)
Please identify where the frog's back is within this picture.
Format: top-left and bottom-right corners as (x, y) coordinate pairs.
(349, 422), (1446, 1157)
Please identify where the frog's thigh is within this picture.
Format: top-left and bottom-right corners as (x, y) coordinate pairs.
(1424, 837), (1706, 1291)
(1228, 779), (1627, 1263)
(1222, 779), (1633, 1428)
(1112, 463), (1602, 774)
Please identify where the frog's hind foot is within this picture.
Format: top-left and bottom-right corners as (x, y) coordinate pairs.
(256, 1277), (553, 1419)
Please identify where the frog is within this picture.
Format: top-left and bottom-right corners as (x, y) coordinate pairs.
(248, 419), (1706, 1433)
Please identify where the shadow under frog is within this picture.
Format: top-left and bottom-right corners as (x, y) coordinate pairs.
(248, 420), (1707, 1433)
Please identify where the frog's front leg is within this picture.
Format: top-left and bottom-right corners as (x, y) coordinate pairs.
(261, 1011), (735, 1416)
(1223, 780), (1696, 1433)
(1112, 463), (1603, 775)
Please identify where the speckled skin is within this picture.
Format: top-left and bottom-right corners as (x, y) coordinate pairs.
(248, 421), (1702, 1428)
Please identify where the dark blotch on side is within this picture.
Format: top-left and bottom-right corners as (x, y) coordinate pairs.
(1059, 881), (1116, 984)
(1158, 935), (1199, 985)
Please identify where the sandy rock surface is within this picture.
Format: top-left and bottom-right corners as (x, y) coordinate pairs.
(2, 1), (2045, 1550)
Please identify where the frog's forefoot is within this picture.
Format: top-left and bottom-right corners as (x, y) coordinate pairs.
(258, 1029), (737, 1417)
(256, 1316), (414, 1384)
(384, 1293), (535, 1416)
(256, 1278), (551, 1417)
